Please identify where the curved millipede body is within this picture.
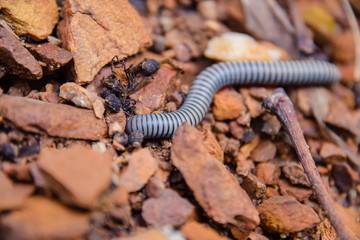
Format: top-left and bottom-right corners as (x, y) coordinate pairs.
(125, 60), (341, 138)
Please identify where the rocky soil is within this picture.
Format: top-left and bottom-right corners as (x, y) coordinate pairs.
(0, 0), (359, 239)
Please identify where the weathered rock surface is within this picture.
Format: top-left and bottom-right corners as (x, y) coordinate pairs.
(37, 145), (112, 209)
(0, 94), (107, 140)
(119, 148), (158, 192)
(130, 65), (177, 111)
(213, 89), (245, 121)
(60, 82), (102, 109)
(250, 140), (276, 163)
(0, 197), (89, 240)
(0, 0), (58, 40)
(142, 189), (194, 227)
(0, 26), (42, 80)
(282, 163), (311, 187)
(28, 42), (73, 72)
(0, 172), (34, 211)
(181, 221), (231, 240)
(58, 0), (152, 84)
(257, 196), (320, 234)
(171, 123), (259, 238)
(278, 179), (312, 202)
(119, 229), (168, 240)
(256, 162), (280, 185)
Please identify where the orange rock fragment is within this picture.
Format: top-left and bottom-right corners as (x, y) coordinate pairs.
(213, 89), (245, 121)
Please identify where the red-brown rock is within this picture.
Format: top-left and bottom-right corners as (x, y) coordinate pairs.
(28, 42), (73, 72)
(171, 123), (259, 238)
(200, 123), (224, 162)
(58, 0), (152, 84)
(0, 26), (42, 80)
(256, 162), (280, 186)
(257, 196), (320, 234)
(213, 89), (245, 120)
(250, 140), (276, 163)
(278, 179), (312, 202)
(331, 162), (359, 193)
(241, 174), (266, 199)
(0, 0), (58, 40)
(142, 189), (194, 227)
(0, 197), (89, 240)
(130, 65), (177, 110)
(320, 142), (347, 162)
(0, 94), (107, 140)
(181, 221), (231, 240)
(37, 145), (112, 209)
(282, 163), (311, 187)
(119, 229), (168, 240)
(119, 148), (158, 192)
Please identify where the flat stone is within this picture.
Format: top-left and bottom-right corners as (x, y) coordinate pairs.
(119, 148), (158, 192)
(119, 229), (168, 240)
(200, 123), (224, 162)
(240, 174), (266, 199)
(28, 42), (73, 72)
(130, 65), (177, 111)
(142, 189), (194, 227)
(257, 196), (320, 234)
(57, 0), (152, 84)
(0, 94), (107, 140)
(0, 26), (42, 80)
(60, 82), (102, 109)
(37, 145), (112, 209)
(256, 162), (280, 185)
(320, 142), (347, 162)
(213, 89), (245, 121)
(278, 179), (312, 202)
(250, 140), (276, 163)
(282, 163), (311, 188)
(0, 196), (89, 240)
(0, 0), (58, 40)
(181, 221), (231, 240)
(171, 123), (259, 238)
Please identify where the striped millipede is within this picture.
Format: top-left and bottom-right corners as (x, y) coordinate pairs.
(125, 60), (341, 138)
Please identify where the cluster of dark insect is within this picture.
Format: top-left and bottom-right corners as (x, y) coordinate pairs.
(101, 56), (160, 115)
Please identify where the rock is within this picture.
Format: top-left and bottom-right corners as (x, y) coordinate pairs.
(243, 92), (264, 118)
(0, 196), (89, 240)
(171, 123), (259, 238)
(320, 142), (347, 162)
(256, 162), (280, 186)
(250, 140), (276, 163)
(57, 0), (152, 84)
(214, 122), (229, 133)
(28, 42), (73, 72)
(331, 162), (359, 193)
(261, 114), (281, 136)
(106, 110), (127, 135)
(213, 89), (245, 121)
(119, 148), (158, 192)
(0, 94), (107, 140)
(282, 163), (311, 188)
(278, 179), (312, 202)
(142, 189), (194, 227)
(240, 174), (266, 199)
(334, 204), (360, 237)
(229, 121), (245, 139)
(0, 172), (34, 211)
(2, 162), (33, 182)
(0, 0), (58, 40)
(197, 0), (217, 20)
(257, 196), (320, 234)
(336, 63), (355, 85)
(130, 65), (177, 110)
(145, 176), (165, 198)
(119, 229), (168, 240)
(37, 145), (112, 209)
(60, 82), (102, 109)
(200, 123), (224, 162)
(331, 30), (355, 63)
(181, 221), (231, 240)
(204, 32), (289, 62)
(0, 26), (42, 80)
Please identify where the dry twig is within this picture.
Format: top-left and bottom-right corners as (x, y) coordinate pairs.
(263, 88), (356, 240)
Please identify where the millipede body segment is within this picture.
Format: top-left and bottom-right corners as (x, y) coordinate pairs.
(125, 60), (341, 138)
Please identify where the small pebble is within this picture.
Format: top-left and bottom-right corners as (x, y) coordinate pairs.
(174, 44), (192, 62)
(138, 59), (160, 76)
(164, 101), (177, 112)
(113, 132), (128, 151)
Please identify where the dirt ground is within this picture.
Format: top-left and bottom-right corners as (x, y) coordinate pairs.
(0, 0), (360, 239)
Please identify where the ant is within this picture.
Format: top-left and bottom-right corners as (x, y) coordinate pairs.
(101, 56), (160, 116)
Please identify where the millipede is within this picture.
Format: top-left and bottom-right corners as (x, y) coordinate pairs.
(125, 60), (341, 138)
